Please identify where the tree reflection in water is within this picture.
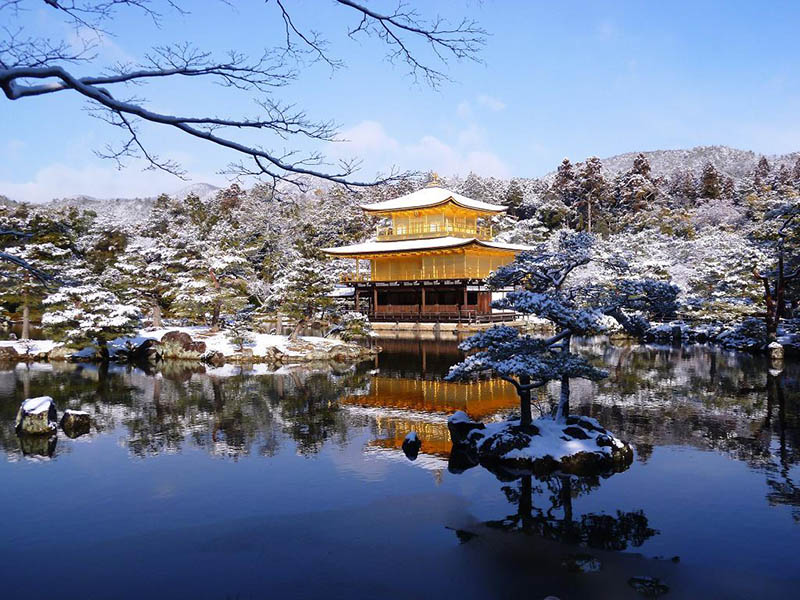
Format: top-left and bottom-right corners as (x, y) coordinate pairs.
(0, 361), (372, 460)
(486, 473), (657, 551)
(765, 370), (800, 521)
(1, 338), (799, 528)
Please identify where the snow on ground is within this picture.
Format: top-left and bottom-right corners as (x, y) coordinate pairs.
(0, 339), (62, 355)
(2, 326), (352, 362)
(116, 327), (348, 358)
(462, 414), (626, 462)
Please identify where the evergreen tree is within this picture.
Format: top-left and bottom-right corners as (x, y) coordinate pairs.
(699, 163), (722, 199)
(792, 157), (800, 187)
(42, 271), (141, 357)
(576, 157), (608, 233)
(754, 156), (771, 190)
(631, 153), (652, 178)
(722, 176), (736, 200)
(268, 257), (335, 339)
(669, 170), (697, 202)
(552, 158), (578, 205)
(504, 178), (525, 211)
(774, 164), (792, 190)
(172, 244), (253, 329)
(0, 205), (85, 338)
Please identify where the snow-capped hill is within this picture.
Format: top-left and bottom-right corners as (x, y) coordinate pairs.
(51, 196), (156, 226)
(173, 182), (220, 202)
(596, 146), (800, 181)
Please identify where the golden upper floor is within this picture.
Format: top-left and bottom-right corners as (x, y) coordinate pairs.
(360, 186), (506, 242)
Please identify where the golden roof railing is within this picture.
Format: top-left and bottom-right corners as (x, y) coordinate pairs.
(376, 224), (492, 241)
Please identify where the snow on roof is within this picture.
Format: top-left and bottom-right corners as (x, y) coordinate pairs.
(323, 236), (536, 256)
(359, 187), (507, 214)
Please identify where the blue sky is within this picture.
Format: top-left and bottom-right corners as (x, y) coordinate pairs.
(2, 0), (799, 202)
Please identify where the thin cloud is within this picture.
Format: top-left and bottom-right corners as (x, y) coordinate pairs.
(476, 94), (506, 111)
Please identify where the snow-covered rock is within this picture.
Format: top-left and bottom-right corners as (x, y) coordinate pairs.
(15, 396), (58, 435)
(401, 431), (422, 460)
(159, 331), (207, 358)
(447, 410), (486, 444)
(60, 409), (91, 438)
(450, 412), (633, 476)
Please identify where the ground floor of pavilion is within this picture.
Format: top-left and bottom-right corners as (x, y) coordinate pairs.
(349, 279), (517, 323)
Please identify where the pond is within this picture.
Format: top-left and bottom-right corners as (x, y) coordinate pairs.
(1, 337), (798, 599)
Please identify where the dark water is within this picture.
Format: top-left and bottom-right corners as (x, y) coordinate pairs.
(1, 338), (798, 599)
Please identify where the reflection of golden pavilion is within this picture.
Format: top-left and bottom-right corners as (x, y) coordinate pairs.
(345, 376), (520, 419)
(323, 180), (534, 322)
(342, 376), (521, 457)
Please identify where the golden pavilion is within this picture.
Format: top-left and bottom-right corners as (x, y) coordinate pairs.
(323, 179), (534, 321)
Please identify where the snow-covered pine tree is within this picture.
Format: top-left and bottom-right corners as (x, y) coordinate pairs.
(446, 232), (678, 425)
(42, 270), (141, 357)
(268, 257), (335, 339)
(0, 204), (86, 338)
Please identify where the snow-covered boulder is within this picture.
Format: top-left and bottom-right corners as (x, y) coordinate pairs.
(202, 350), (226, 367)
(60, 409), (91, 438)
(447, 411), (486, 444)
(160, 331), (207, 358)
(15, 396), (58, 435)
(452, 413), (633, 476)
(402, 431), (422, 460)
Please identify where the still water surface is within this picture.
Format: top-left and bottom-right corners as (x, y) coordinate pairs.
(1, 337), (798, 599)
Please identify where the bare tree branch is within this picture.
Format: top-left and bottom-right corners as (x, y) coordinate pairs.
(1, 0), (483, 187)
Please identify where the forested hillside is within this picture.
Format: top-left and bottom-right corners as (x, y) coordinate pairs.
(2, 146), (799, 344)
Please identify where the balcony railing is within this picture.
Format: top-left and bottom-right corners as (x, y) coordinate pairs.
(376, 224), (492, 241)
(340, 272), (370, 283)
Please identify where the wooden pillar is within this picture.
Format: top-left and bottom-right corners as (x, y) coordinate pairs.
(463, 286), (468, 306)
(355, 258), (360, 279)
(354, 290), (359, 312)
(373, 287), (378, 314)
(421, 287), (426, 313)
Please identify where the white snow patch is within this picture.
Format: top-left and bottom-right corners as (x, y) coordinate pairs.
(404, 431), (420, 443)
(0, 339), (62, 355)
(21, 396), (54, 415)
(137, 327), (347, 358)
(448, 410), (472, 424)
(359, 187), (507, 214)
(476, 415), (625, 462)
(323, 236), (535, 256)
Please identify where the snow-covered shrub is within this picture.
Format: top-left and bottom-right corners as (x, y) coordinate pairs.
(42, 284), (141, 350)
(716, 317), (768, 351)
(335, 311), (372, 341)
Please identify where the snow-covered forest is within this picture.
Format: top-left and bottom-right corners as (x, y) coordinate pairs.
(1, 145), (799, 348)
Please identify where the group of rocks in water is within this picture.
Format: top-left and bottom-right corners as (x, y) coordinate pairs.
(14, 396), (90, 457)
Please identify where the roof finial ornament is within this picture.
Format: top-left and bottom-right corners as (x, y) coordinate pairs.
(425, 172), (442, 188)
